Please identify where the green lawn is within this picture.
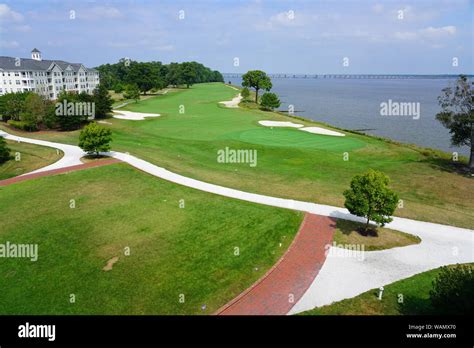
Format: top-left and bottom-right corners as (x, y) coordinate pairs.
(0, 140), (63, 180)
(1, 83), (472, 228)
(301, 263), (474, 315)
(333, 219), (421, 251)
(0, 163), (302, 314)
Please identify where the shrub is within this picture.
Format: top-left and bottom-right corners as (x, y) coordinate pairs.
(79, 122), (112, 156)
(260, 92), (281, 110)
(7, 120), (38, 131)
(429, 264), (474, 314)
(0, 136), (11, 163)
(241, 87), (250, 100)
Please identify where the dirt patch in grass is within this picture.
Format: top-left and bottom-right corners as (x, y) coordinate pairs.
(333, 219), (421, 251)
(80, 155), (113, 164)
(103, 257), (119, 271)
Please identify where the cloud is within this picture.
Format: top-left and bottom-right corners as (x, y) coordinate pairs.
(420, 25), (456, 38)
(0, 40), (20, 48)
(372, 4), (384, 14)
(394, 25), (457, 41)
(256, 10), (305, 31)
(76, 6), (123, 20)
(107, 42), (134, 48)
(0, 4), (23, 22)
(13, 24), (31, 32)
(151, 44), (174, 51)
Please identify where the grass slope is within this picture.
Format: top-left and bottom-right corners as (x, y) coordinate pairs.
(0, 140), (62, 180)
(0, 163), (302, 314)
(1, 83), (472, 228)
(301, 263), (474, 315)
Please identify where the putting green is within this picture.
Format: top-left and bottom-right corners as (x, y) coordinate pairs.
(225, 128), (365, 151)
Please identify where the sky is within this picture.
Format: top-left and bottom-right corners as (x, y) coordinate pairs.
(0, 0), (472, 74)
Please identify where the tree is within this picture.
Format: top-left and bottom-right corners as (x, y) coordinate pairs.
(166, 63), (184, 87)
(43, 100), (57, 129)
(180, 63), (197, 88)
(124, 84), (140, 103)
(55, 92), (88, 131)
(436, 75), (474, 170)
(78, 122), (112, 157)
(0, 92), (30, 121)
(343, 170), (398, 233)
(242, 70), (272, 103)
(429, 264), (474, 314)
(93, 84), (113, 119)
(241, 87), (250, 100)
(113, 83), (124, 93)
(260, 92), (281, 110)
(24, 93), (47, 126)
(0, 136), (11, 163)
(95, 59), (222, 90)
(126, 62), (158, 95)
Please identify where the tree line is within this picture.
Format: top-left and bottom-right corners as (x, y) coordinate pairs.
(96, 59), (224, 94)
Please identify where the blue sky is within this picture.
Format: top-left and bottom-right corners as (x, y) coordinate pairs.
(0, 0), (472, 74)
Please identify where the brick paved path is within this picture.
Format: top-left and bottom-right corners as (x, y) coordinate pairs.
(0, 159), (121, 187)
(216, 213), (336, 315)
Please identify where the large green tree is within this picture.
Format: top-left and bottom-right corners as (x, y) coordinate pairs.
(93, 84), (113, 119)
(20, 93), (47, 129)
(343, 170), (399, 233)
(0, 92), (31, 121)
(55, 92), (89, 131)
(124, 84), (141, 103)
(78, 122), (112, 157)
(436, 75), (474, 170)
(180, 62), (197, 88)
(242, 70), (272, 103)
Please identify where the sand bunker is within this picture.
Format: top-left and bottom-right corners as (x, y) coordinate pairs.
(258, 120), (345, 136)
(219, 94), (242, 108)
(113, 110), (161, 120)
(299, 127), (345, 137)
(258, 121), (304, 128)
(103, 256), (119, 271)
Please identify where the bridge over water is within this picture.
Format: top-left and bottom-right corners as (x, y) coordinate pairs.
(223, 74), (467, 80)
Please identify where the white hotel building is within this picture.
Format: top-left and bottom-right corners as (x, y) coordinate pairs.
(0, 48), (99, 100)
